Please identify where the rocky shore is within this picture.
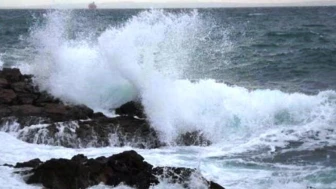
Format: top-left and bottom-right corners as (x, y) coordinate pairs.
(0, 68), (223, 189)
(0, 68), (209, 148)
(5, 150), (224, 189)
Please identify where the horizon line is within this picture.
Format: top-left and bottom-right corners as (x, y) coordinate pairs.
(1, 1), (336, 9)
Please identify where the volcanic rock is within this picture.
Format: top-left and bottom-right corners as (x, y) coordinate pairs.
(15, 150), (224, 189)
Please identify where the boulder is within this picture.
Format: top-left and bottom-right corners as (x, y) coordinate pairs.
(115, 101), (146, 118)
(104, 150), (157, 189)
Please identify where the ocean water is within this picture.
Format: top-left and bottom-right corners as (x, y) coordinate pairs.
(1, 7), (336, 189)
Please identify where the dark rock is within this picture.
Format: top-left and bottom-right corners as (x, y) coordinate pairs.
(2, 163), (14, 167)
(104, 150), (157, 189)
(17, 93), (37, 104)
(92, 112), (106, 119)
(0, 89), (17, 104)
(115, 101), (146, 118)
(0, 105), (11, 117)
(15, 158), (42, 168)
(26, 158), (92, 189)
(0, 68), (22, 82)
(67, 105), (94, 120)
(0, 78), (9, 88)
(210, 181), (226, 189)
(177, 131), (211, 146)
(76, 116), (161, 148)
(71, 154), (88, 164)
(35, 91), (61, 105)
(10, 105), (42, 117)
(11, 82), (34, 93)
(17, 151), (225, 189)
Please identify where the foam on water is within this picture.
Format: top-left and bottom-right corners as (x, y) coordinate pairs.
(0, 131), (335, 189)
(27, 10), (336, 151)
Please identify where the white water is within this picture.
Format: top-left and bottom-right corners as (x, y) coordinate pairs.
(25, 10), (336, 147)
(1, 131), (334, 189)
(2, 9), (335, 189)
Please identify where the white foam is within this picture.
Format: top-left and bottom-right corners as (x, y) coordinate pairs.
(27, 10), (336, 150)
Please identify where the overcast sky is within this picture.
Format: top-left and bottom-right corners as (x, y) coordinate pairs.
(1, 0), (335, 8)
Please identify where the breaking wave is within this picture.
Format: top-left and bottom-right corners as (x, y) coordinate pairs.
(26, 10), (336, 152)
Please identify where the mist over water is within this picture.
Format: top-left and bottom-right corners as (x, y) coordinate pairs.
(1, 7), (336, 189)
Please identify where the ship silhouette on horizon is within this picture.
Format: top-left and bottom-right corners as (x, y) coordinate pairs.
(88, 2), (97, 9)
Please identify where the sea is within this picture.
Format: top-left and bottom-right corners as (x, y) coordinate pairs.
(0, 7), (336, 189)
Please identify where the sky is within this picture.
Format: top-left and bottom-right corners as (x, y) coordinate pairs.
(0, 0), (335, 8)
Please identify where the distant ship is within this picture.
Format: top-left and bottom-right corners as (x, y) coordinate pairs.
(88, 2), (97, 9)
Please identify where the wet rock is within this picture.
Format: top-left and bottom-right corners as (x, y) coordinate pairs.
(0, 89), (17, 104)
(115, 101), (146, 118)
(26, 158), (92, 189)
(76, 116), (161, 148)
(15, 158), (42, 168)
(104, 150), (157, 189)
(16, 151), (224, 189)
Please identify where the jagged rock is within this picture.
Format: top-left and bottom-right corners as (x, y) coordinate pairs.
(15, 158), (42, 168)
(0, 68), (158, 149)
(76, 116), (161, 148)
(177, 131), (211, 146)
(0, 89), (17, 104)
(104, 150), (157, 189)
(15, 150), (224, 189)
(115, 101), (146, 118)
(34, 91), (61, 105)
(0, 68), (22, 82)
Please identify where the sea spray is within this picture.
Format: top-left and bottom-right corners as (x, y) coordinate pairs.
(28, 10), (336, 149)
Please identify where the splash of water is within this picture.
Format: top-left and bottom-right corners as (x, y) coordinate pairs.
(28, 10), (336, 149)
